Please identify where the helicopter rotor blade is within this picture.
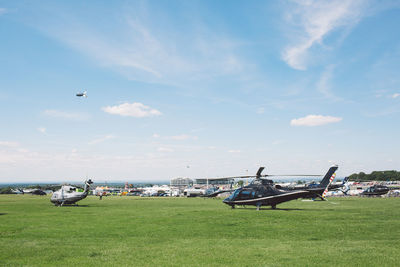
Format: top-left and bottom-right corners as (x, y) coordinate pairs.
(192, 173), (323, 180)
(263, 174), (323, 177)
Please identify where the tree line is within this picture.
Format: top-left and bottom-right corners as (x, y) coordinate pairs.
(349, 170), (400, 181)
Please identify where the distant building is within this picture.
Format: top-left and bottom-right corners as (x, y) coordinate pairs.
(170, 178), (193, 188)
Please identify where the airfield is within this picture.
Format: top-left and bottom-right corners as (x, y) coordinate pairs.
(1, 195), (400, 266)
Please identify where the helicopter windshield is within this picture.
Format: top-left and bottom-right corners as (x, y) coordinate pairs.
(225, 189), (241, 201)
(225, 188), (256, 201)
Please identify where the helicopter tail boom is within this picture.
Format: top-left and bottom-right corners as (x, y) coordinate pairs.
(320, 165), (338, 188)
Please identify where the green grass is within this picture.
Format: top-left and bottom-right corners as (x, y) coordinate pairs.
(1, 195), (400, 266)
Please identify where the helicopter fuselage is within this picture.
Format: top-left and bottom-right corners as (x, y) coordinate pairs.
(223, 180), (310, 209)
(50, 180), (92, 206)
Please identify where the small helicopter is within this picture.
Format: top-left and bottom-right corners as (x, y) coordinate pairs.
(276, 171), (344, 192)
(13, 188), (47, 195)
(223, 165), (338, 210)
(360, 184), (390, 196)
(50, 179), (93, 206)
(76, 91), (87, 97)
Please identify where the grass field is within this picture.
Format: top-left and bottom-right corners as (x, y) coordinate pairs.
(1, 195), (400, 266)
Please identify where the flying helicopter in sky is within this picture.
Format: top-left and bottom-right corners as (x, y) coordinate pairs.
(222, 165), (338, 210)
(50, 179), (93, 206)
(76, 91), (87, 97)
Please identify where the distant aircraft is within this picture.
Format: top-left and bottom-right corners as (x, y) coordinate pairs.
(332, 177), (350, 195)
(50, 179), (93, 206)
(204, 188), (236, 198)
(13, 188), (47, 195)
(361, 185), (390, 196)
(30, 189), (47, 195)
(76, 91), (87, 97)
(275, 165), (340, 199)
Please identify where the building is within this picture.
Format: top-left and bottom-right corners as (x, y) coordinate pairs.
(170, 178), (193, 188)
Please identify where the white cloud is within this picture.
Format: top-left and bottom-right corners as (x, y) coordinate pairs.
(88, 135), (115, 145)
(0, 8), (7, 15)
(391, 93), (400, 99)
(282, 0), (367, 70)
(152, 133), (160, 138)
(44, 110), (90, 120)
(102, 102), (162, 118)
(37, 127), (46, 134)
(0, 141), (19, 147)
(290, 115), (342, 126)
(228, 149), (241, 153)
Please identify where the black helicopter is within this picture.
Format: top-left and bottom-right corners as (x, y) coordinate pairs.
(360, 185), (390, 196)
(223, 165), (338, 210)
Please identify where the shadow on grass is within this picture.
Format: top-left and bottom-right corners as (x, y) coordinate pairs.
(231, 207), (335, 212)
(0, 213), (7, 215)
(54, 204), (91, 207)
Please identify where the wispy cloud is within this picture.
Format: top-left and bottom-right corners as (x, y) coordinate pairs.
(43, 110), (90, 121)
(0, 141), (19, 147)
(0, 8), (7, 15)
(158, 147), (174, 153)
(392, 93), (400, 99)
(272, 140), (285, 146)
(316, 65), (342, 101)
(37, 127), (47, 134)
(88, 135), (115, 145)
(169, 134), (198, 141)
(256, 107), (265, 114)
(102, 102), (161, 118)
(362, 106), (400, 117)
(151, 133), (198, 141)
(228, 149), (241, 153)
(290, 115), (342, 126)
(31, 4), (248, 85)
(282, 0), (368, 70)
(317, 65), (334, 97)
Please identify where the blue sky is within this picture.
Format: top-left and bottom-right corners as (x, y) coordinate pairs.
(0, 0), (399, 182)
